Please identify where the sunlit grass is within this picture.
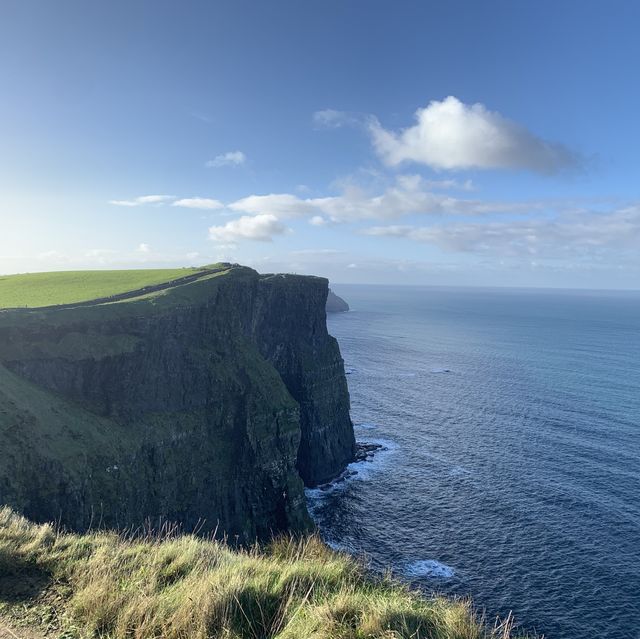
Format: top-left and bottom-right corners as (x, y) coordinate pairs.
(0, 268), (201, 309)
(0, 508), (535, 639)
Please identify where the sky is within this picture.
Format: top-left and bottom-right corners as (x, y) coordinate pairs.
(2, 0), (640, 288)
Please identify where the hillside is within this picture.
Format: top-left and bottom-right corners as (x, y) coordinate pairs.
(0, 508), (532, 639)
(0, 267), (216, 309)
(0, 264), (354, 541)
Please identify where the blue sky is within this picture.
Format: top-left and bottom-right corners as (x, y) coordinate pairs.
(2, 0), (640, 288)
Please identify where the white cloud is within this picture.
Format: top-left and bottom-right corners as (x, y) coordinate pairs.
(137, 243), (150, 253)
(109, 195), (224, 210)
(230, 193), (317, 219)
(368, 96), (578, 173)
(228, 175), (536, 224)
(109, 195), (174, 207)
(312, 109), (356, 129)
(206, 151), (246, 168)
(172, 197), (224, 210)
(364, 205), (640, 258)
(209, 214), (288, 243)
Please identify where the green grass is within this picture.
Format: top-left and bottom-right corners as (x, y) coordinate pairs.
(0, 508), (534, 639)
(0, 267), (240, 332)
(0, 269), (203, 309)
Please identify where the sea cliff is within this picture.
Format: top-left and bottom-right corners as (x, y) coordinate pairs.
(0, 265), (355, 541)
(326, 289), (350, 313)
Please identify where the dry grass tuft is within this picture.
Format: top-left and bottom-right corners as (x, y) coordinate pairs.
(0, 508), (536, 639)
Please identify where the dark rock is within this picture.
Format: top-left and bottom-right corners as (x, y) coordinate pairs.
(354, 442), (386, 463)
(326, 290), (349, 313)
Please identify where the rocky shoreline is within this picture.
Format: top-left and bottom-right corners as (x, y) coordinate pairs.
(354, 441), (386, 462)
(316, 441), (388, 491)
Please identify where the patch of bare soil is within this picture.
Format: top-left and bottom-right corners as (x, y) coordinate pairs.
(0, 617), (46, 639)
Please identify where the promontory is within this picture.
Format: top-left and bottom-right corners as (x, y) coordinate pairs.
(0, 264), (355, 541)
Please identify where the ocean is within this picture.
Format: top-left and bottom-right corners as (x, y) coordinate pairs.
(308, 284), (640, 639)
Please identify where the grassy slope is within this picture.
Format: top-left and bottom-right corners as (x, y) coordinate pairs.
(0, 269), (202, 309)
(0, 509), (532, 639)
(0, 362), (135, 462)
(0, 267), (237, 334)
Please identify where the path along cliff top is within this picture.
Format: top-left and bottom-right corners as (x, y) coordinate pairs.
(0, 264), (328, 327)
(0, 264), (235, 310)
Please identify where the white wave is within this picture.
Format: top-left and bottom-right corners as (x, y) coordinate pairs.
(356, 422), (378, 431)
(449, 465), (471, 477)
(430, 367), (451, 374)
(305, 437), (399, 502)
(404, 559), (455, 579)
(345, 367), (357, 375)
(304, 469), (356, 501)
(344, 437), (399, 482)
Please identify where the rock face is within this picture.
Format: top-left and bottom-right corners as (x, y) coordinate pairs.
(254, 276), (354, 485)
(0, 266), (355, 541)
(326, 289), (349, 313)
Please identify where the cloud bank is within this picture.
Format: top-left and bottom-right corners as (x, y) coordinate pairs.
(364, 206), (640, 258)
(223, 175), (537, 232)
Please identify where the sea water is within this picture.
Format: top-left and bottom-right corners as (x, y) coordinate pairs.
(309, 285), (640, 639)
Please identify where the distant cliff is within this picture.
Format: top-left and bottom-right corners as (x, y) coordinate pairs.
(326, 289), (349, 313)
(0, 266), (355, 541)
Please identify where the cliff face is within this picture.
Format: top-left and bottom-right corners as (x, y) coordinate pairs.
(253, 276), (355, 485)
(0, 266), (354, 541)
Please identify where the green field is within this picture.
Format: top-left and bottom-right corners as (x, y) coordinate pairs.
(0, 268), (203, 309)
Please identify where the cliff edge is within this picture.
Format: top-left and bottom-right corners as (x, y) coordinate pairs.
(0, 265), (355, 541)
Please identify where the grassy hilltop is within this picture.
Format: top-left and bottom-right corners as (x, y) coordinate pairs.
(0, 509), (531, 639)
(0, 267), (219, 309)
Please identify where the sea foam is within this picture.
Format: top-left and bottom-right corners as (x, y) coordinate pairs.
(404, 559), (455, 579)
(305, 437), (398, 501)
(356, 422), (378, 431)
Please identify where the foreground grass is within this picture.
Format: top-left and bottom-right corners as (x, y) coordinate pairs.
(0, 269), (202, 309)
(0, 509), (534, 639)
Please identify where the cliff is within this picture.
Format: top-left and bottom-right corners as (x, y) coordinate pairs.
(326, 289), (350, 312)
(0, 265), (355, 542)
